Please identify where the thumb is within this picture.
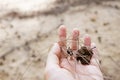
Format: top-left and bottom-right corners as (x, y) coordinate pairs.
(46, 43), (61, 70)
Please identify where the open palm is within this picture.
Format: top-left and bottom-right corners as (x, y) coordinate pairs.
(45, 25), (103, 80)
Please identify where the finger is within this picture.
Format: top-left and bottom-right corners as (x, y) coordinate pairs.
(91, 43), (99, 59)
(71, 28), (79, 50)
(84, 34), (91, 48)
(91, 43), (100, 67)
(58, 25), (67, 47)
(46, 43), (61, 70)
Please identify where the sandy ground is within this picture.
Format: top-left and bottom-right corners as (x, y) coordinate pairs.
(0, 0), (120, 80)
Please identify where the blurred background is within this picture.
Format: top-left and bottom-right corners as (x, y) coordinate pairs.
(0, 0), (120, 80)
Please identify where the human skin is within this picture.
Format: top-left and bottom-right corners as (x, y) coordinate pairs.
(45, 25), (103, 80)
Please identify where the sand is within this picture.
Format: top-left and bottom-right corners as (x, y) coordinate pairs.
(0, 0), (120, 80)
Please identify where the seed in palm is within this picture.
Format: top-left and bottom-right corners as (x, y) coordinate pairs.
(76, 46), (93, 65)
(67, 47), (73, 56)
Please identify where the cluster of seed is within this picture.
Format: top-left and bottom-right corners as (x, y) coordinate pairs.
(65, 46), (93, 65)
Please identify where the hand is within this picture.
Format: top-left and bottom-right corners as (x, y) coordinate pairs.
(45, 25), (103, 80)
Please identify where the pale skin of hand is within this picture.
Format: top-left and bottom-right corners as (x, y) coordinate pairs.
(45, 25), (103, 80)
